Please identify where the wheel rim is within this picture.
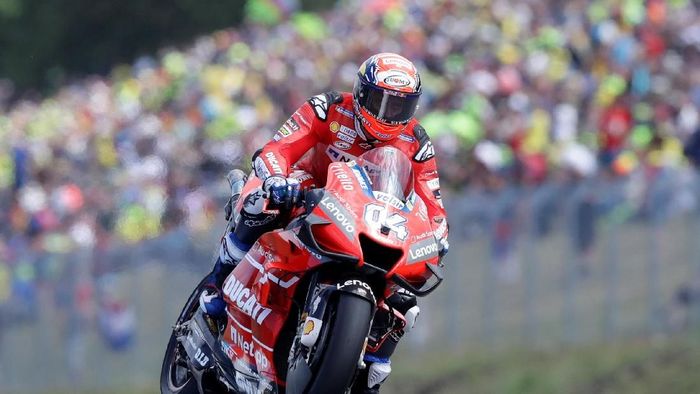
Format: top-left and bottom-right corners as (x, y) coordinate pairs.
(168, 345), (192, 391)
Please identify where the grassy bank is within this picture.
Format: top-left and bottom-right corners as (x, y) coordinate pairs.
(10, 335), (700, 393)
(386, 336), (700, 394)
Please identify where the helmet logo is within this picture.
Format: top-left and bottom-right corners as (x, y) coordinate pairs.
(376, 70), (417, 90)
(383, 74), (412, 88)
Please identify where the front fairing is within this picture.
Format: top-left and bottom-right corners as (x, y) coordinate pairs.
(299, 151), (442, 293)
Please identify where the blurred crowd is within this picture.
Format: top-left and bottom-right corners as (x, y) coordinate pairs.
(1, 0), (700, 357)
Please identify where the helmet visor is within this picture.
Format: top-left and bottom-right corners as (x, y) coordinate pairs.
(354, 79), (420, 124)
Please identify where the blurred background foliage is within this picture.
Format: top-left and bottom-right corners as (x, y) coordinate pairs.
(0, 0), (336, 94)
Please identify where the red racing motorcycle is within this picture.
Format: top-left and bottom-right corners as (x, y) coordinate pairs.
(160, 146), (444, 394)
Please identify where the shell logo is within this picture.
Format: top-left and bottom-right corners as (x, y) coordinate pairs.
(330, 121), (340, 133)
(303, 320), (315, 335)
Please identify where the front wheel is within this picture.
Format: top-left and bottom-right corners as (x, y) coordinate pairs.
(160, 278), (208, 394)
(289, 292), (374, 394)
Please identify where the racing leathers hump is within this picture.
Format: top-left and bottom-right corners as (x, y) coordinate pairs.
(253, 91), (449, 243)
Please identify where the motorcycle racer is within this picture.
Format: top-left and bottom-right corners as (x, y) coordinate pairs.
(200, 53), (449, 393)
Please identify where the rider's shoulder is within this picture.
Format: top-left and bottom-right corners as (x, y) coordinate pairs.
(405, 121), (436, 163)
(306, 91), (349, 121)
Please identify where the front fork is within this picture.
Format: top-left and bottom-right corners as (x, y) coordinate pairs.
(289, 274), (377, 369)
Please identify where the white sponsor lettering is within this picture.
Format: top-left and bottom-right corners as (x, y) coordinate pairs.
(351, 167), (370, 190)
(383, 73), (411, 87)
(336, 106), (354, 119)
(334, 141), (352, 150)
(372, 191), (405, 210)
(320, 197), (355, 234)
(398, 133), (415, 143)
(339, 125), (357, 137)
(338, 279), (371, 290)
(326, 146), (359, 163)
(337, 131), (355, 144)
(264, 152), (283, 175)
(427, 178), (440, 191)
(222, 277), (273, 324)
(230, 327), (270, 369)
(331, 166), (354, 190)
(382, 57), (415, 69)
(409, 242), (439, 260)
(195, 348), (209, 366)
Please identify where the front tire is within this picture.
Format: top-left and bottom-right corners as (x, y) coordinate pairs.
(160, 333), (198, 394)
(160, 277), (208, 394)
(290, 293), (374, 394)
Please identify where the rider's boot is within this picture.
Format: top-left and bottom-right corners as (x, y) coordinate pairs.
(353, 290), (420, 393)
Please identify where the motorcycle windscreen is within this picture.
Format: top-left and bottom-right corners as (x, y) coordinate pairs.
(356, 146), (414, 204)
(355, 147), (414, 242)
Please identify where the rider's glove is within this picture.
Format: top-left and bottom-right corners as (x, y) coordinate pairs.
(262, 175), (301, 210)
(199, 287), (226, 317)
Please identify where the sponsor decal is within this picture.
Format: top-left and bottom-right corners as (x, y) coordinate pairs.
(222, 277), (273, 324)
(427, 178), (440, 191)
(432, 189), (442, 199)
(326, 146), (359, 163)
(295, 110), (310, 127)
(407, 237), (439, 264)
(195, 348), (210, 366)
(375, 131), (393, 139)
(318, 195), (356, 240)
(334, 141), (352, 150)
(383, 73), (412, 88)
(264, 152), (284, 175)
(398, 133), (415, 143)
(414, 140), (435, 162)
(337, 279), (372, 290)
(414, 230), (435, 240)
(277, 124), (293, 138)
(330, 121), (340, 133)
(221, 341), (235, 359)
(291, 170), (315, 184)
(244, 215), (276, 227)
(230, 327), (270, 369)
(351, 167), (370, 191)
(372, 191), (405, 210)
(272, 134), (281, 141)
(303, 320), (315, 335)
(337, 131), (355, 144)
(309, 94), (330, 120)
(336, 106), (354, 119)
(339, 125), (357, 137)
(330, 165), (354, 191)
(359, 142), (374, 150)
(286, 118), (300, 131)
(382, 57), (415, 69)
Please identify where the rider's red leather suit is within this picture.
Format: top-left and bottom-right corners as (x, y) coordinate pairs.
(253, 91), (449, 242)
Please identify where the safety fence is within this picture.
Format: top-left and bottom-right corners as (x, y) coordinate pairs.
(1, 169), (699, 392)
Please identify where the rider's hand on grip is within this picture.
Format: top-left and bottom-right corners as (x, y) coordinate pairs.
(263, 176), (301, 210)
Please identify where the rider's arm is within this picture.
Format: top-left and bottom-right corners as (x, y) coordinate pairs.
(410, 125), (450, 246)
(253, 102), (320, 180)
